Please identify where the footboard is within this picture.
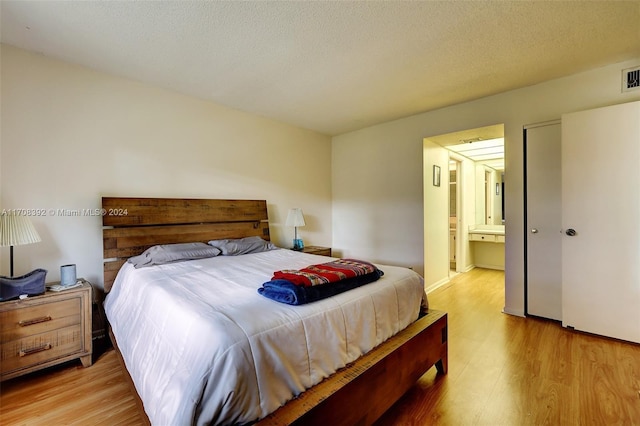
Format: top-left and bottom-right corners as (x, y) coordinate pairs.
(257, 309), (448, 426)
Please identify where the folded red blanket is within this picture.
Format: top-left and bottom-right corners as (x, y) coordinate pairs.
(272, 259), (378, 287)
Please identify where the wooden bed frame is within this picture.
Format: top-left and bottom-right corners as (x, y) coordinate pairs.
(102, 197), (448, 425)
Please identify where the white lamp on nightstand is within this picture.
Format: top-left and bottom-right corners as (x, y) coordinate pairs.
(0, 212), (42, 277)
(286, 208), (306, 251)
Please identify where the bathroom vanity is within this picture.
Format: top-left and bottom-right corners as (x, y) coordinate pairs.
(468, 225), (505, 270)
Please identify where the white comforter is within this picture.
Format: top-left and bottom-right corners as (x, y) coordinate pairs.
(104, 249), (426, 425)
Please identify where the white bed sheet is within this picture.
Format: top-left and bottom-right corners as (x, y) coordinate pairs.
(104, 249), (426, 425)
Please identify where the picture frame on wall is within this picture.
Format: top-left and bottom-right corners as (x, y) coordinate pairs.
(433, 165), (441, 187)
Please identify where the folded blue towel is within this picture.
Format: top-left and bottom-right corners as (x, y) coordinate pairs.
(258, 269), (383, 305)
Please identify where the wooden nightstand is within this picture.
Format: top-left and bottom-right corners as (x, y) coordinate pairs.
(300, 246), (332, 256)
(0, 280), (93, 381)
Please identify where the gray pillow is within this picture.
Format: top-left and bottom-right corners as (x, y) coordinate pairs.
(208, 236), (277, 256)
(128, 242), (221, 269)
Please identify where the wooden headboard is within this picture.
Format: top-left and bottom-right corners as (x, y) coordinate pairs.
(102, 197), (270, 292)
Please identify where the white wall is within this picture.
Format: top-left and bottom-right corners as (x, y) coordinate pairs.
(332, 57), (640, 315)
(474, 165), (487, 225)
(458, 154), (476, 272)
(331, 121), (425, 271)
(0, 45), (333, 290)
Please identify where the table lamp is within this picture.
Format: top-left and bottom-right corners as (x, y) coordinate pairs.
(286, 208), (305, 250)
(0, 213), (42, 277)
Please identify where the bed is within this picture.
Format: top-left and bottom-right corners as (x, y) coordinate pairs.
(102, 197), (447, 425)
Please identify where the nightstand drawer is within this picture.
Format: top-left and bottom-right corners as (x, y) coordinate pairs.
(0, 298), (81, 342)
(1, 325), (83, 374)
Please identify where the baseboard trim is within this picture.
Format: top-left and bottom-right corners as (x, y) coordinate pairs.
(425, 276), (450, 294)
(502, 307), (525, 317)
(474, 263), (504, 271)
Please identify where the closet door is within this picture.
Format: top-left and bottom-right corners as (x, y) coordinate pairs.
(561, 101), (640, 343)
(525, 121), (562, 321)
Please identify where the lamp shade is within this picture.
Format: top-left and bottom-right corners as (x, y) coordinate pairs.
(0, 213), (41, 247)
(285, 208), (305, 227)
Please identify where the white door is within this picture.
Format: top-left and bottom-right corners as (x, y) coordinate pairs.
(525, 121), (562, 321)
(562, 101), (640, 343)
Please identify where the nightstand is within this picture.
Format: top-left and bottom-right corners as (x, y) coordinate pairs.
(0, 280), (93, 381)
(300, 246), (332, 256)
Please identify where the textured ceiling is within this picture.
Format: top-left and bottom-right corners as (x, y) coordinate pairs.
(1, 1), (639, 136)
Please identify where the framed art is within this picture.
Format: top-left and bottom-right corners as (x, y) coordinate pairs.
(433, 165), (441, 187)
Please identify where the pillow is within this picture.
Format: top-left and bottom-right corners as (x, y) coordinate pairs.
(208, 236), (277, 256)
(127, 242), (221, 269)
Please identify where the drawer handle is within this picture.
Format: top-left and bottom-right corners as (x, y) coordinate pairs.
(19, 343), (52, 357)
(18, 316), (52, 327)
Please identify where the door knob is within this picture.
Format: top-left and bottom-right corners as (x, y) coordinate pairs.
(531, 228), (538, 234)
(565, 228), (577, 236)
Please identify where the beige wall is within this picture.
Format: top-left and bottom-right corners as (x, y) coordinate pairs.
(332, 57), (640, 316)
(0, 45), (333, 289)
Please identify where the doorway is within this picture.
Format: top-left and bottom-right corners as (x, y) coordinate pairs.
(423, 124), (505, 292)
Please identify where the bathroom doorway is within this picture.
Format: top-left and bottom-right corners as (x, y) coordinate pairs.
(423, 124), (505, 289)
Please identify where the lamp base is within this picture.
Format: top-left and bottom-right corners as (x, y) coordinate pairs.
(292, 239), (304, 251)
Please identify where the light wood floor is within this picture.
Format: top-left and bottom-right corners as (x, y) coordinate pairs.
(2, 268), (639, 425)
(376, 268), (640, 425)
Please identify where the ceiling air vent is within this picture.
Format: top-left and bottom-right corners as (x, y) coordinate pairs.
(622, 66), (640, 92)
